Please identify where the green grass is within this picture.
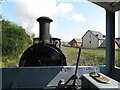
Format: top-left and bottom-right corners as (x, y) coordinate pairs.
(61, 46), (106, 66)
(115, 50), (120, 67)
(1, 46), (120, 67)
(62, 46), (120, 67)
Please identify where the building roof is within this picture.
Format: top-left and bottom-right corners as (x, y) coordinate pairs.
(82, 30), (105, 40)
(88, 0), (120, 12)
(73, 38), (82, 43)
(89, 30), (106, 39)
(69, 38), (82, 44)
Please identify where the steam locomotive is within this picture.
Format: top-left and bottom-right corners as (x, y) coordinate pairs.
(19, 16), (67, 66)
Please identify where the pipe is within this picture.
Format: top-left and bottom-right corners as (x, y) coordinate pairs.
(37, 16), (53, 43)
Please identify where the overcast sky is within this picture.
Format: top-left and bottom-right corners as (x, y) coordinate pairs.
(1, 0), (119, 41)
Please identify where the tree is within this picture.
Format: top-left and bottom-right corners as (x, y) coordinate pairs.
(2, 19), (32, 59)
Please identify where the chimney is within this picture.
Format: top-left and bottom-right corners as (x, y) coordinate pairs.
(37, 16), (53, 43)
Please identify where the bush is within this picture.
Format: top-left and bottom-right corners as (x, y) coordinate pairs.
(1, 19), (32, 67)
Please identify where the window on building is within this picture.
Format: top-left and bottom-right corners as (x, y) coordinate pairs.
(103, 35), (106, 38)
(96, 34), (98, 37)
(90, 35), (91, 38)
(89, 41), (91, 44)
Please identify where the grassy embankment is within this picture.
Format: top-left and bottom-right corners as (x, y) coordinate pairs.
(61, 46), (106, 66)
(1, 46), (120, 67)
(115, 50), (120, 67)
(1, 55), (20, 67)
(62, 46), (120, 67)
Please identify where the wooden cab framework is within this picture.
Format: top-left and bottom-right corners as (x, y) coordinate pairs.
(1, 0), (120, 89)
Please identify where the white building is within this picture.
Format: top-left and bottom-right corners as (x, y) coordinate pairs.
(82, 30), (105, 48)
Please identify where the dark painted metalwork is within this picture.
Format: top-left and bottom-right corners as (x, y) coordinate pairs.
(19, 43), (67, 66)
(52, 38), (61, 49)
(73, 48), (81, 86)
(19, 17), (67, 66)
(106, 10), (115, 77)
(37, 16), (53, 43)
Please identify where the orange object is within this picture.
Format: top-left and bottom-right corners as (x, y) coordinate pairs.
(89, 72), (111, 84)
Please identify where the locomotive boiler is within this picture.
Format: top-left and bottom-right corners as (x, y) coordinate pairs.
(19, 16), (67, 66)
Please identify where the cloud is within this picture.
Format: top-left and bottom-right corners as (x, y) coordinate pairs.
(52, 31), (81, 42)
(15, 0), (56, 36)
(88, 24), (105, 35)
(56, 3), (74, 16)
(14, 0), (87, 41)
(72, 14), (86, 22)
(14, 0), (74, 38)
